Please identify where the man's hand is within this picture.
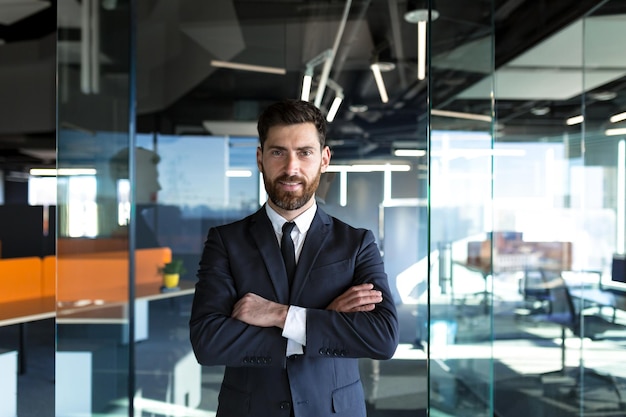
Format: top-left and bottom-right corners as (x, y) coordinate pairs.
(232, 293), (289, 328)
(326, 283), (383, 312)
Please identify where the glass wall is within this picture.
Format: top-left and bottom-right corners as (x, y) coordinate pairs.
(47, 1), (626, 417)
(489, 1), (626, 416)
(56, 0), (135, 414)
(428, 0), (496, 415)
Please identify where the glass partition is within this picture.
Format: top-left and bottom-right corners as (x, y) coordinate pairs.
(56, 0), (134, 414)
(48, 1), (626, 417)
(428, 0), (496, 415)
(488, 0), (626, 416)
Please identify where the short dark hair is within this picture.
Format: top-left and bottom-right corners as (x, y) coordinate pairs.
(257, 99), (327, 149)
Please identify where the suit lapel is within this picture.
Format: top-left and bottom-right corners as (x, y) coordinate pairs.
(290, 209), (331, 303)
(250, 208), (290, 303)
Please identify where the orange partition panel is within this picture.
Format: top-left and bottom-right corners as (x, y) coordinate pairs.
(42, 255), (56, 297)
(56, 247), (172, 302)
(0, 257), (43, 302)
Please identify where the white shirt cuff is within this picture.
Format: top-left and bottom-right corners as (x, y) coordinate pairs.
(282, 306), (307, 356)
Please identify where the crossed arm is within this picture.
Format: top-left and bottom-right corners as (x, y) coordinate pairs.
(231, 283), (383, 328)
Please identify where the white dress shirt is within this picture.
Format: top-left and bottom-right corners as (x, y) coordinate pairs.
(266, 203), (317, 356)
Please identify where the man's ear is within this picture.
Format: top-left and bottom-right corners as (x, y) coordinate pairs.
(256, 146), (263, 172)
(321, 146), (331, 172)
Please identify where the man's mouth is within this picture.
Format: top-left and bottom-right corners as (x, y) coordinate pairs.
(280, 180), (301, 191)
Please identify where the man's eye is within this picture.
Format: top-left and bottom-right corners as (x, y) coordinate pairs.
(300, 150), (313, 157)
(271, 150), (283, 156)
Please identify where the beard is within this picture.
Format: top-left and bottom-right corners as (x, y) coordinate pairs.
(264, 169), (322, 211)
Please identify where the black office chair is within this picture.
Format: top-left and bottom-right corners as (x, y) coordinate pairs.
(518, 268), (554, 315)
(528, 270), (626, 411)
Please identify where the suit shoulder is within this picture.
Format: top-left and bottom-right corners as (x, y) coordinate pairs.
(325, 213), (373, 239)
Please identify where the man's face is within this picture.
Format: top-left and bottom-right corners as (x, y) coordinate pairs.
(257, 122), (331, 217)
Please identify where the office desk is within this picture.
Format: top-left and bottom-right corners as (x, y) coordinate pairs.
(57, 280), (195, 324)
(0, 296), (56, 327)
(1, 281), (196, 373)
(569, 286), (626, 324)
(0, 296), (56, 374)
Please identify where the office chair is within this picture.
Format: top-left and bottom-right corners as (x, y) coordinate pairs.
(519, 268), (554, 315)
(528, 270), (626, 411)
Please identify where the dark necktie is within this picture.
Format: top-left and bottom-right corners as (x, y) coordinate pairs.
(281, 222), (296, 286)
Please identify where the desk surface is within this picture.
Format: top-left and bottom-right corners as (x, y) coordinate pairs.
(57, 280), (195, 323)
(570, 286), (626, 312)
(1, 280), (197, 327)
(0, 296), (56, 327)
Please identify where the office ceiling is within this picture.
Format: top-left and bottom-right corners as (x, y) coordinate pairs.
(1, 0), (625, 171)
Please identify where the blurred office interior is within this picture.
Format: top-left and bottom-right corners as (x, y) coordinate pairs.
(1, 0), (626, 416)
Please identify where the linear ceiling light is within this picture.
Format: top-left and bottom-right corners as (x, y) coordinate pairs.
(370, 63), (389, 103)
(566, 115), (584, 125)
(301, 70), (313, 101)
(327, 95), (343, 123)
(226, 169), (252, 178)
(325, 78), (344, 122)
(301, 50), (333, 102)
(431, 109), (492, 122)
(606, 128), (626, 136)
(394, 149), (426, 157)
(327, 164), (411, 172)
(610, 111), (626, 123)
(404, 4), (439, 80)
(30, 168), (97, 176)
(210, 60), (286, 75)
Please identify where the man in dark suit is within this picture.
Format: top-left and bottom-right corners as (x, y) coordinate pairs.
(190, 99), (399, 417)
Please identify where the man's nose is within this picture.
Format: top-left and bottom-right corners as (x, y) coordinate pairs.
(285, 153), (299, 174)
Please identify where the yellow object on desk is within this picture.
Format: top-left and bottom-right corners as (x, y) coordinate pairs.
(163, 273), (180, 289)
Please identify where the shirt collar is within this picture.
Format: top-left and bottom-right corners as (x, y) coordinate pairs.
(265, 201), (317, 235)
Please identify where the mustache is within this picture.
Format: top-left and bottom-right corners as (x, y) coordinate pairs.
(277, 174), (305, 183)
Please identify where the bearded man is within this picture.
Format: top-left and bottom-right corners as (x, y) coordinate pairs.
(189, 99), (398, 417)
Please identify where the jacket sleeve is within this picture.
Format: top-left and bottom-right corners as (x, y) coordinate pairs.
(305, 230), (399, 360)
(189, 226), (288, 368)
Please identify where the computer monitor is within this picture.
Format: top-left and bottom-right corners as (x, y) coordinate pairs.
(612, 255), (626, 284)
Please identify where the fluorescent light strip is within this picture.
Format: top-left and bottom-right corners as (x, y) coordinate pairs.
(226, 169), (252, 178)
(566, 115), (584, 125)
(326, 96), (343, 122)
(370, 64), (389, 103)
(210, 60), (286, 75)
(431, 109), (492, 122)
(606, 128), (626, 136)
(618, 140), (625, 253)
(430, 149), (526, 158)
(30, 168), (97, 176)
(301, 74), (312, 101)
(383, 169), (391, 202)
(394, 149), (426, 157)
(327, 164), (410, 172)
(610, 112), (626, 123)
(339, 171), (347, 207)
(258, 173), (267, 206)
(417, 21), (426, 80)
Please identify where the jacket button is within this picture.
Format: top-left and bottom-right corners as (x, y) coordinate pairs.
(318, 348), (325, 355)
(279, 401), (291, 409)
(242, 357), (249, 364)
(332, 349), (340, 356)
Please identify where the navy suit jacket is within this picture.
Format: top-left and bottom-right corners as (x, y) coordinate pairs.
(189, 206), (399, 417)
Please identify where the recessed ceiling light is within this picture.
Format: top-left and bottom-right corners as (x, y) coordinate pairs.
(371, 62), (396, 72)
(530, 106), (550, 116)
(349, 104), (368, 113)
(589, 91), (617, 101)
